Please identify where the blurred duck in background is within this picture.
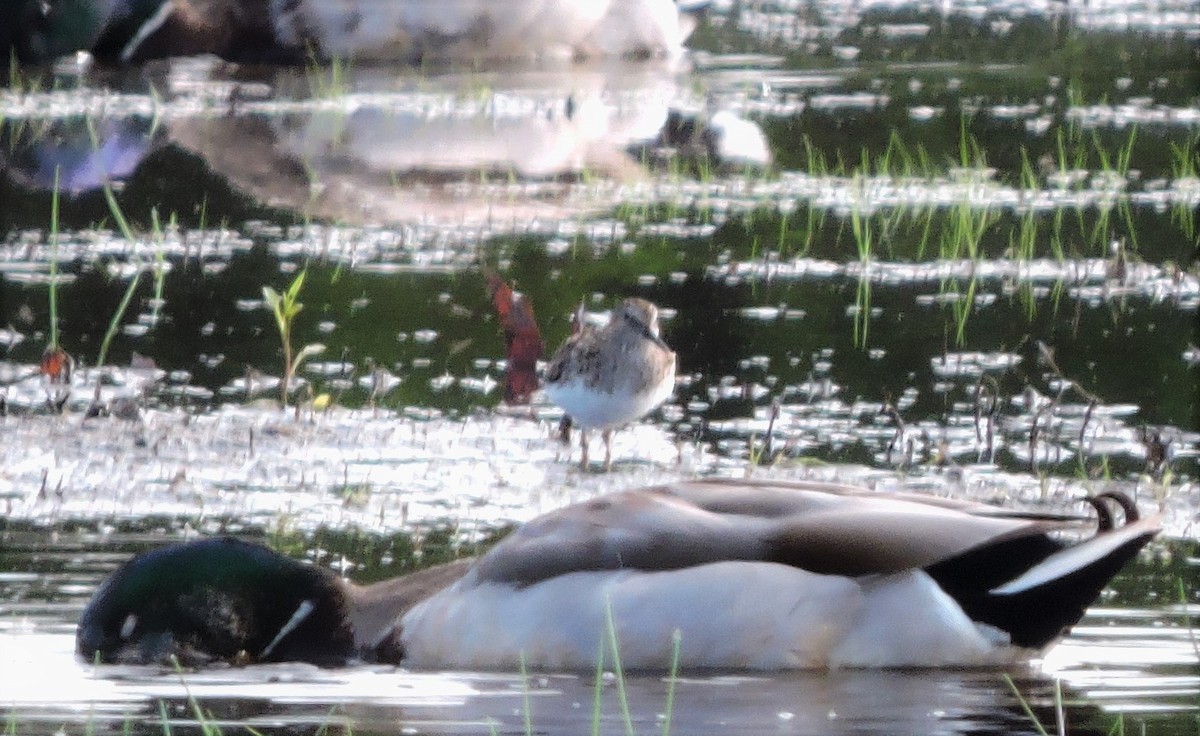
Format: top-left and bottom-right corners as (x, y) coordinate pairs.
(2, 0), (706, 65)
(0, 67), (770, 227)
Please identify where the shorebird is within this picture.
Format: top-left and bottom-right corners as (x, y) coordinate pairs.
(542, 298), (676, 469)
(76, 480), (1159, 670)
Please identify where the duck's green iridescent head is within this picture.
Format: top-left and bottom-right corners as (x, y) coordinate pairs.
(4, 0), (171, 63)
(3, 0), (111, 62)
(76, 538), (357, 666)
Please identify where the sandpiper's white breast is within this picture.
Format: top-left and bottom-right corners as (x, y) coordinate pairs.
(542, 363), (674, 429)
(398, 562), (1014, 670)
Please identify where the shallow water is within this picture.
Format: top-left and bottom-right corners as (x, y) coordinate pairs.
(1, 0), (1199, 733)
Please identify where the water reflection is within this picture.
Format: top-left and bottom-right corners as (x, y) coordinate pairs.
(0, 117), (159, 193)
(0, 64), (768, 228)
(0, 639), (1091, 736)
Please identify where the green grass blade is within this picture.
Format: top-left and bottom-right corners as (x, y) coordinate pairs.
(49, 167), (61, 350)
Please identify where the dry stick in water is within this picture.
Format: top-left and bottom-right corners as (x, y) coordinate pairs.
(972, 373), (1000, 462)
(1077, 399), (1098, 470)
(882, 401), (908, 467)
(1031, 386), (1069, 475)
(763, 398), (780, 462)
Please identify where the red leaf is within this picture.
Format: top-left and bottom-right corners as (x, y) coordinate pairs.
(41, 346), (73, 383)
(485, 272), (544, 404)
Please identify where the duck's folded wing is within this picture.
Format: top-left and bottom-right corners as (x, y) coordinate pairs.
(664, 478), (1087, 521)
(469, 489), (773, 585)
(467, 480), (1079, 586)
(760, 509), (1060, 576)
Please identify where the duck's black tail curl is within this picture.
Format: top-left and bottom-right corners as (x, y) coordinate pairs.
(926, 493), (1159, 649)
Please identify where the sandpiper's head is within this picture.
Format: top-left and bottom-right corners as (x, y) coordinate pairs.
(617, 298), (662, 337)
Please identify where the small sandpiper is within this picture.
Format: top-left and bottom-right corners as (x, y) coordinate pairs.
(543, 298), (676, 469)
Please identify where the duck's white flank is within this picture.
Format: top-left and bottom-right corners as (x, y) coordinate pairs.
(398, 561), (1016, 670)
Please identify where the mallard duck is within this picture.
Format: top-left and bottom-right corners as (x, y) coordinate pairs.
(542, 298), (677, 469)
(4, 0), (701, 65)
(76, 479), (1159, 670)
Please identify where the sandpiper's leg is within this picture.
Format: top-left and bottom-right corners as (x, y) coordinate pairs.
(579, 429), (590, 469)
(602, 429), (613, 471)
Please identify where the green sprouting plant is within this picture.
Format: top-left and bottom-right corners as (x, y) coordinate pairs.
(1015, 210), (1040, 263)
(849, 204), (873, 263)
(590, 635), (607, 736)
(1049, 207), (1067, 261)
(1008, 214), (1046, 321)
(950, 277), (978, 347)
(306, 48), (351, 99)
(660, 630), (682, 736)
(941, 197), (995, 261)
(601, 597), (636, 736)
(801, 203), (823, 255)
(1170, 195), (1197, 244)
(48, 168), (61, 352)
(587, 597), (683, 736)
(518, 653), (535, 736)
(956, 114), (987, 171)
(802, 135), (825, 176)
(696, 149), (714, 183)
(914, 204), (936, 260)
(747, 431), (765, 471)
(1003, 673), (1065, 736)
(862, 145), (880, 179)
(166, 657), (229, 736)
(1171, 133), (1200, 180)
(777, 208), (791, 253)
(7, 50), (46, 96)
(148, 208), (171, 327)
(1090, 125), (1135, 179)
(262, 269), (324, 408)
(1088, 126), (1140, 253)
(849, 207), (873, 348)
(1169, 134), (1200, 243)
(1055, 126), (1088, 180)
(93, 299), (143, 383)
(1019, 147), (1040, 193)
(94, 178), (144, 376)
